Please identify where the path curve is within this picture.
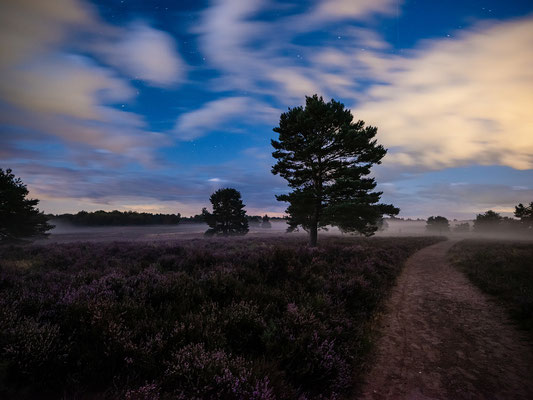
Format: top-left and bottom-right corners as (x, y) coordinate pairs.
(359, 239), (533, 400)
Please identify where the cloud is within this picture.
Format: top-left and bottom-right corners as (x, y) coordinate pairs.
(195, 1), (532, 172)
(193, 0), (397, 104)
(96, 22), (185, 87)
(174, 97), (279, 140)
(302, 0), (399, 26)
(315, 0), (398, 19)
(355, 17), (533, 170)
(0, 0), (184, 163)
(0, 0), (99, 66)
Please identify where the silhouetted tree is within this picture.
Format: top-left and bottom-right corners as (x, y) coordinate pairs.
(0, 168), (54, 241)
(426, 216), (450, 234)
(261, 214), (272, 229)
(271, 94), (399, 246)
(473, 210), (502, 232)
(202, 188), (249, 236)
(515, 202), (533, 231)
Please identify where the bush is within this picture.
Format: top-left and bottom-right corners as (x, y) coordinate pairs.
(0, 236), (441, 399)
(449, 240), (533, 335)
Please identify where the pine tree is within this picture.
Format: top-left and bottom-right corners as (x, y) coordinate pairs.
(271, 95), (399, 246)
(0, 168), (54, 241)
(202, 188), (249, 236)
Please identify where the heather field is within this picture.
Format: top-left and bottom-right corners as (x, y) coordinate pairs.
(449, 240), (533, 337)
(0, 236), (441, 399)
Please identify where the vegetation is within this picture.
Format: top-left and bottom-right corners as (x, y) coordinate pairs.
(426, 216), (450, 233)
(0, 168), (53, 241)
(472, 209), (525, 234)
(515, 202), (533, 231)
(453, 222), (470, 232)
(449, 240), (533, 337)
(54, 210), (181, 226)
(0, 236), (442, 399)
(271, 95), (399, 246)
(473, 210), (503, 232)
(202, 188), (249, 236)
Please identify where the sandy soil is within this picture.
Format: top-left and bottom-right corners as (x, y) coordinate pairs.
(359, 239), (533, 400)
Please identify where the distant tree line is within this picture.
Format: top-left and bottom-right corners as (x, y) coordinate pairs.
(53, 210), (181, 226)
(473, 205), (532, 233)
(425, 202), (533, 235)
(180, 213), (284, 225)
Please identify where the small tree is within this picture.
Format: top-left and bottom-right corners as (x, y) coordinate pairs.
(202, 188), (249, 236)
(426, 216), (450, 234)
(515, 202), (533, 231)
(473, 210), (502, 232)
(261, 214), (272, 229)
(271, 95), (399, 246)
(0, 168), (54, 241)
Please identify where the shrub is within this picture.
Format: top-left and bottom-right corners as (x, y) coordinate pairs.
(0, 236), (441, 399)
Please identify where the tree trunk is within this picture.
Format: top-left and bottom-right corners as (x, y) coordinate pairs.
(309, 221), (318, 247)
(309, 183), (321, 247)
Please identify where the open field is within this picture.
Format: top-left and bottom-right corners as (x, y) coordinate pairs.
(0, 236), (441, 399)
(449, 240), (533, 336)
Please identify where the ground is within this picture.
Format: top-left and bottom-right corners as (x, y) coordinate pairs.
(359, 240), (533, 400)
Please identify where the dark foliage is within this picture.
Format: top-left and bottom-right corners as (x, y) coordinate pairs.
(449, 240), (533, 337)
(473, 210), (523, 233)
(271, 95), (399, 246)
(54, 210), (181, 226)
(425, 216), (450, 233)
(0, 168), (53, 241)
(515, 202), (533, 232)
(203, 188), (249, 236)
(473, 210), (502, 232)
(0, 236), (441, 399)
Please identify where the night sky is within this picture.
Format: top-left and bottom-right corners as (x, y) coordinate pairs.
(1, 0), (532, 218)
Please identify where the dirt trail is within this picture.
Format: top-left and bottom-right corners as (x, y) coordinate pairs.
(359, 239), (533, 400)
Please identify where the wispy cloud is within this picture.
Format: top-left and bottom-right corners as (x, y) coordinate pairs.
(174, 97), (279, 140)
(196, 1), (533, 170)
(96, 21), (185, 87)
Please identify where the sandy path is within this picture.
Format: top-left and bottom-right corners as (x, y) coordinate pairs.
(359, 239), (533, 400)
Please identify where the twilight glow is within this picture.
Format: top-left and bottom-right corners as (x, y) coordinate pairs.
(1, 0), (532, 218)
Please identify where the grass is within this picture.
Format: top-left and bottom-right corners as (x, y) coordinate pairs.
(449, 239), (533, 337)
(0, 236), (442, 399)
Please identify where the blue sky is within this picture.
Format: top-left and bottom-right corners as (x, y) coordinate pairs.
(1, 0), (532, 218)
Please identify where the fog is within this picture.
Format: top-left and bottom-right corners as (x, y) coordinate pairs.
(39, 219), (531, 244)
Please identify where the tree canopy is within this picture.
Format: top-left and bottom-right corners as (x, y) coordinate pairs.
(426, 216), (450, 233)
(202, 188), (249, 236)
(473, 210), (502, 232)
(515, 202), (533, 231)
(0, 168), (54, 241)
(271, 94), (399, 246)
